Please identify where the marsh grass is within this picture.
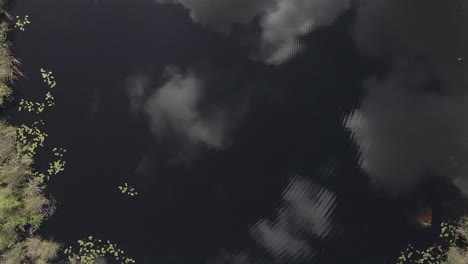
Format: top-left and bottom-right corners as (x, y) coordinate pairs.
(0, 120), (61, 260)
(0, 9), (22, 107)
(1, 244), (25, 264)
(446, 218), (468, 264)
(24, 237), (61, 262)
(445, 247), (467, 264)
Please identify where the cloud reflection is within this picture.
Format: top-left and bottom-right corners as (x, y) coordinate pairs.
(157, 0), (350, 64)
(211, 174), (336, 263)
(346, 0), (468, 195)
(250, 175), (335, 260)
(124, 67), (249, 161)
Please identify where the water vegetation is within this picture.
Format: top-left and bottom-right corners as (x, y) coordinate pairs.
(118, 182), (138, 196)
(3, 1), (465, 264)
(0, 7), (62, 262)
(0, 105), (62, 262)
(64, 236), (136, 264)
(397, 217), (468, 264)
(40, 68), (56, 89)
(0, 6), (136, 263)
(19, 68), (56, 113)
(13, 15), (29, 32)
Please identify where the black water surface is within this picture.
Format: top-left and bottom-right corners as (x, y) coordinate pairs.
(7, 0), (467, 263)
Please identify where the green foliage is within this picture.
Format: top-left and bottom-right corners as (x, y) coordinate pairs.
(64, 236), (136, 264)
(0, 8), (66, 263)
(0, 19), (21, 107)
(14, 15), (30, 32)
(0, 82), (11, 106)
(23, 237), (61, 262)
(1, 237), (60, 264)
(0, 21), (63, 261)
(0, 119), (62, 263)
(0, 86), (65, 259)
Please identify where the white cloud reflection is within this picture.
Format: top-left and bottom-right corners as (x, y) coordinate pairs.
(250, 175), (335, 260)
(125, 67), (249, 160)
(157, 0), (350, 64)
(143, 69), (228, 149)
(346, 0), (468, 195)
(211, 174), (336, 263)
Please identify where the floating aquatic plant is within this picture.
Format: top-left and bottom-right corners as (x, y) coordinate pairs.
(14, 15), (30, 31)
(40, 68), (56, 88)
(118, 182), (138, 196)
(396, 220), (468, 264)
(33, 147), (66, 184)
(16, 120), (48, 158)
(19, 68), (57, 113)
(64, 236), (136, 264)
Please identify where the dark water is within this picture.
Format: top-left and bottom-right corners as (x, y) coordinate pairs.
(7, 0), (468, 263)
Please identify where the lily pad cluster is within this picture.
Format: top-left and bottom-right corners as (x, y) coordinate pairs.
(33, 147), (66, 184)
(16, 78), (66, 184)
(16, 120), (48, 158)
(64, 236), (136, 264)
(396, 219), (468, 264)
(118, 182), (138, 196)
(47, 147), (66, 175)
(40, 68), (56, 88)
(14, 15), (30, 31)
(19, 68), (57, 113)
